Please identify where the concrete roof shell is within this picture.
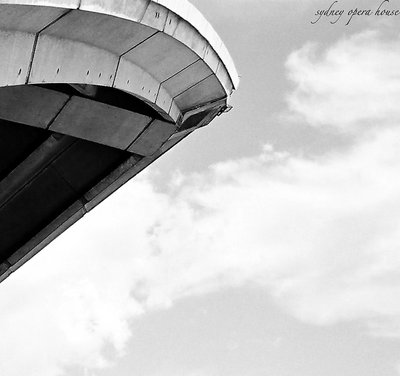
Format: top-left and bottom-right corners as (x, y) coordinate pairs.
(0, 0), (239, 123)
(0, 0), (239, 283)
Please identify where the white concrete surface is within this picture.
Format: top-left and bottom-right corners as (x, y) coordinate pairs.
(0, 0), (239, 127)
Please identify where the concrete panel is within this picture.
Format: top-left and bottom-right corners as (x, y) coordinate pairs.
(0, 122), (48, 180)
(181, 97), (226, 122)
(0, 134), (75, 208)
(155, 1), (225, 77)
(155, 0), (193, 22)
(52, 139), (128, 193)
(162, 59), (212, 98)
(196, 21), (222, 57)
(177, 0), (210, 35)
(115, 58), (160, 104)
(157, 0), (217, 43)
(30, 35), (118, 86)
(5, 200), (85, 274)
(155, 85), (173, 116)
(138, 100), (174, 123)
(155, 0), (185, 14)
(85, 130), (190, 213)
(168, 100), (181, 123)
(42, 10), (156, 56)
(157, 0), (240, 89)
(163, 10), (179, 35)
(203, 45), (220, 73)
(0, 165), (77, 256)
(155, 0), (239, 88)
(174, 75), (226, 111)
(50, 96), (153, 149)
(0, 4), (68, 32)
(0, 263), (10, 280)
(79, 0), (150, 22)
(0, 31), (35, 86)
(160, 128), (190, 151)
(141, 1), (168, 31)
(0, 0), (79, 9)
(128, 119), (176, 156)
(216, 62), (234, 95)
(0, 86), (69, 128)
(172, 19), (208, 59)
(0, 0), (240, 90)
(83, 154), (141, 203)
(122, 32), (198, 82)
(217, 43), (239, 89)
(179, 106), (221, 132)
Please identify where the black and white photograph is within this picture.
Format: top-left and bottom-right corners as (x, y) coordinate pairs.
(1, 0), (400, 375)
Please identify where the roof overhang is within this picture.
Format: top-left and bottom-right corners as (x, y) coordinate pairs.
(0, 0), (239, 283)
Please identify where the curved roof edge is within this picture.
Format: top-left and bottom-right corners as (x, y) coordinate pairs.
(0, 0), (240, 90)
(155, 0), (240, 90)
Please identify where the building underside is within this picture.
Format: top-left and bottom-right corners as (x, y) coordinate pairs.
(0, 0), (238, 283)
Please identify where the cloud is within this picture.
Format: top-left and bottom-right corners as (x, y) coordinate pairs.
(3, 29), (400, 375)
(137, 130), (400, 331)
(286, 30), (400, 132)
(3, 127), (400, 375)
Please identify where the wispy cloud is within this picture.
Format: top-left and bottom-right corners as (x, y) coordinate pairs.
(4, 128), (400, 374)
(286, 30), (400, 133)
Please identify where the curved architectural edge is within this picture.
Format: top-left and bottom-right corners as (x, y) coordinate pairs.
(154, 0), (239, 89)
(0, 0), (239, 283)
(0, 129), (191, 284)
(0, 0), (239, 90)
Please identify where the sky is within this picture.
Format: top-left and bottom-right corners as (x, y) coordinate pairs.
(2, 0), (400, 375)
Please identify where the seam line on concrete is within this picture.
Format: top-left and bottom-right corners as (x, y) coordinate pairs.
(160, 58), (201, 85)
(0, 261), (12, 281)
(26, 9), (74, 83)
(171, 72), (214, 101)
(47, 138), (78, 166)
(170, 73), (214, 110)
(138, 0), (152, 23)
(159, 58), (202, 115)
(160, 7), (169, 31)
(155, 84), (162, 107)
(182, 97), (227, 119)
(3, 201), (87, 282)
(45, 96), (72, 130)
(124, 118), (156, 151)
(51, 164), (101, 214)
(155, 59), (203, 111)
(83, 154), (141, 206)
(0, 134), (53, 209)
(112, 30), (160, 88)
(119, 30), (160, 58)
(112, 56), (122, 88)
(51, 164), (79, 197)
(87, 134), (188, 215)
(0, 137), (78, 212)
